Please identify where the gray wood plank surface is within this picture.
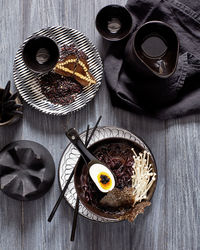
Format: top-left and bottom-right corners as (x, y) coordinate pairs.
(0, 1), (24, 250)
(0, 0), (199, 250)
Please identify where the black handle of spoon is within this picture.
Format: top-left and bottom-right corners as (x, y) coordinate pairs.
(65, 128), (96, 164)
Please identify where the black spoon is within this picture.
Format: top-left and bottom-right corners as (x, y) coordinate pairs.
(66, 128), (115, 184)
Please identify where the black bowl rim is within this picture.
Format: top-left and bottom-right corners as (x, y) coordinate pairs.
(95, 4), (133, 42)
(133, 20), (180, 78)
(74, 137), (157, 220)
(22, 35), (60, 73)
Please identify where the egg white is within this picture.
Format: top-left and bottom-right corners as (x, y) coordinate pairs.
(89, 163), (115, 193)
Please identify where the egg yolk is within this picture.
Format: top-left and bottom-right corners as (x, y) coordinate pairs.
(97, 172), (112, 190)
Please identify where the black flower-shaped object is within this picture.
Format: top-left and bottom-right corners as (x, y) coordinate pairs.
(0, 141), (55, 201)
(0, 81), (23, 123)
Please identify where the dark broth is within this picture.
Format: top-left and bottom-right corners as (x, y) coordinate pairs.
(79, 141), (139, 213)
(141, 35), (167, 58)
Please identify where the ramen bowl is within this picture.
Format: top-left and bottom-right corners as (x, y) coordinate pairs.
(74, 137), (157, 221)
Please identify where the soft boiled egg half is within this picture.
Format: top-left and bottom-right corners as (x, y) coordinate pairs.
(89, 164), (115, 193)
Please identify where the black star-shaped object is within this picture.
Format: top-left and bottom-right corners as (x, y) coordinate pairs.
(0, 141), (55, 201)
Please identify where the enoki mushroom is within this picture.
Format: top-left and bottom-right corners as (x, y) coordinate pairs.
(131, 149), (156, 204)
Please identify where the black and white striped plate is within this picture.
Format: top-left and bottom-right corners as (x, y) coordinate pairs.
(13, 26), (103, 115)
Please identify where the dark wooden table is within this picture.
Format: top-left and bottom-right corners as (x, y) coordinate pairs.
(0, 0), (199, 249)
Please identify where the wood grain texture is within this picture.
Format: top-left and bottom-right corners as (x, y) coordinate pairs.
(0, 0), (199, 250)
(0, 1), (23, 250)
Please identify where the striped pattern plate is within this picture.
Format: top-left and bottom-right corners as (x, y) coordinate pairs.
(13, 26), (103, 115)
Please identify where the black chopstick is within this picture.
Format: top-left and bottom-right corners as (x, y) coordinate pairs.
(48, 169), (74, 222)
(70, 198), (80, 241)
(70, 116), (102, 241)
(86, 116), (102, 146)
(70, 124), (89, 241)
(48, 125), (89, 223)
(85, 124), (90, 147)
(48, 116), (102, 223)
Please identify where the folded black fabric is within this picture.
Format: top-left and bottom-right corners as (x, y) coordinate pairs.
(104, 0), (200, 119)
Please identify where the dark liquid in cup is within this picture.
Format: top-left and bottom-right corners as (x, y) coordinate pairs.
(141, 35), (167, 58)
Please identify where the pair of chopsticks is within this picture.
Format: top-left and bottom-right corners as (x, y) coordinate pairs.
(48, 116), (102, 241)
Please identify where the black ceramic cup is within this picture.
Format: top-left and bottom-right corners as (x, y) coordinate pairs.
(125, 21), (179, 78)
(22, 36), (59, 73)
(95, 5), (133, 41)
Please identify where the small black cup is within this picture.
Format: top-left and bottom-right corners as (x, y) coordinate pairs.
(22, 36), (59, 73)
(125, 21), (179, 78)
(95, 5), (133, 41)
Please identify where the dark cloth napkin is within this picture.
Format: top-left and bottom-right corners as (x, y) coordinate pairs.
(104, 0), (200, 119)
